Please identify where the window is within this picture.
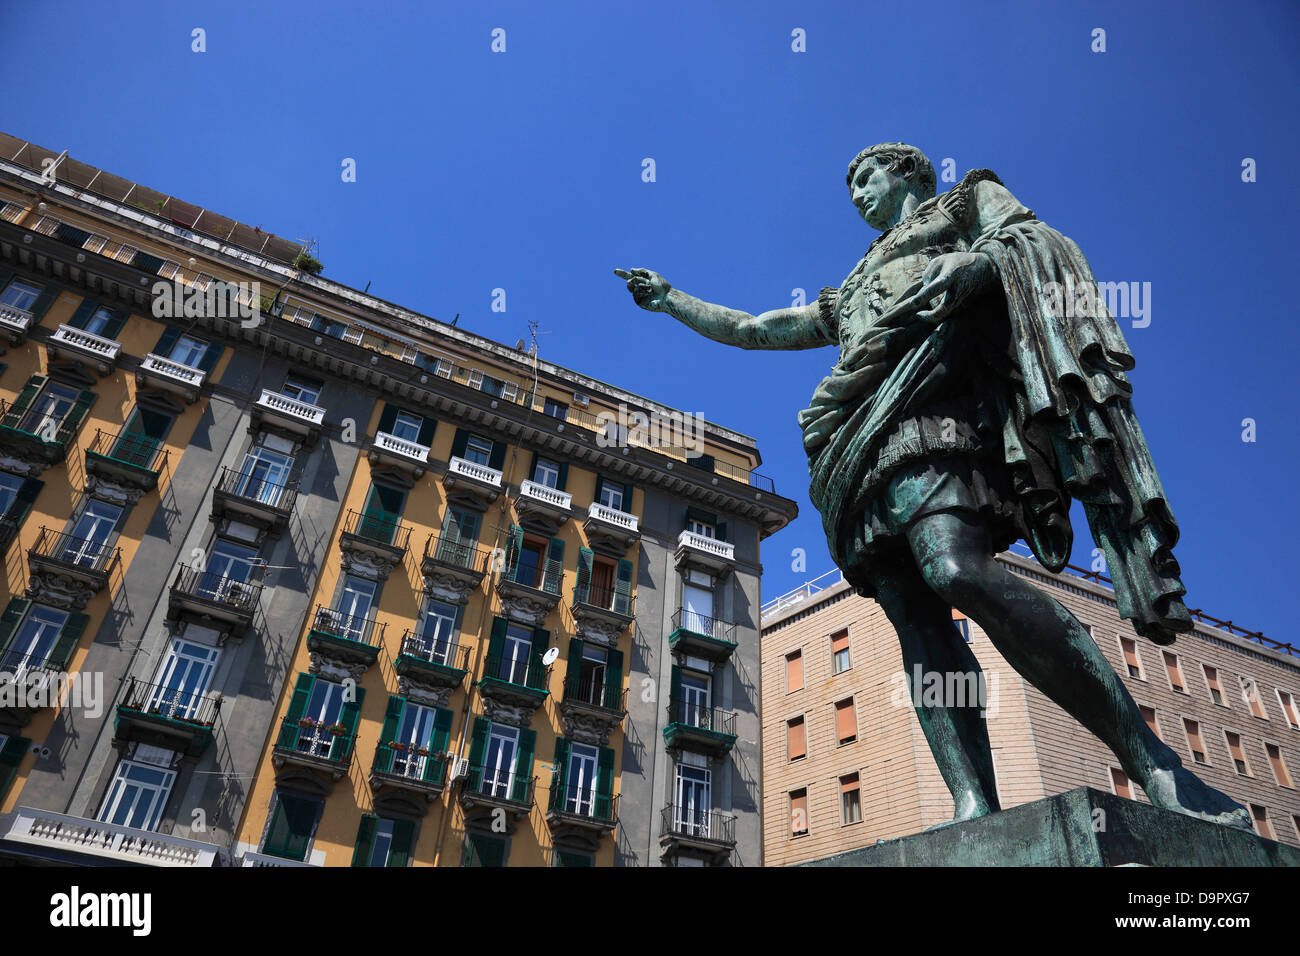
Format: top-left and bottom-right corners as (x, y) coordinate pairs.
(953, 615), (971, 643)
(1183, 718), (1208, 764)
(790, 789), (809, 837)
(785, 650), (803, 692)
(168, 334), (208, 368)
(1139, 705), (1160, 740)
(835, 698), (857, 744)
(1204, 665), (1226, 706)
(504, 527), (563, 593)
(199, 539), (258, 600)
(351, 816), (414, 867)
(80, 306), (119, 337)
(1119, 637), (1144, 679)
(674, 764), (711, 837)
(389, 410), (423, 442)
(0, 473), (27, 536)
(98, 759), (175, 832)
(595, 477), (629, 513)
(435, 507), (480, 566)
(113, 406), (173, 468)
(553, 850), (593, 867)
(532, 457), (561, 489)
(787, 716), (807, 761)
(0, 603), (68, 677)
(1225, 731), (1250, 775)
(473, 371), (516, 400)
(55, 223), (93, 247)
(1279, 690), (1300, 730)
(1163, 652), (1186, 693)
(20, 381), (80, 439)
(687, 518), (715, 538)
(293, 678), (348, 757)
(61, 500), (121, 567)
(562, 742), (601, 816)
(263, 791), (319, 862)
(841, 774), (862, 825)
(237, 445), (294, 506)
(281, 374), (322, 406)
(1249, 804), (1275, 841)
(149, 639), (220, 720)
(333, 575), (377, 639)
(0, 278), (41, 311)
(359, 482), (406, 544)
(572, 643), (608, 706)
(682, 583), (713, 636)
(1242, 677), (1268, 719)
(464, 832), (507, 867)
(543, 398), (567, 420)
(392, 701), (440, 777)
(1110, 767), (1134, 799)
(1265, 743), (1293, 787)
(832, 630), (851, 674)
(497, 623), (534, 685)
(482, 723), (520, 798)
(464, 434), (494, 466)
(678, 670), (710, 727)
(416, 598), (459, 662)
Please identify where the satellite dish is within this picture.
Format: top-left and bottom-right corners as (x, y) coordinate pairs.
(542, 646), (559, 666)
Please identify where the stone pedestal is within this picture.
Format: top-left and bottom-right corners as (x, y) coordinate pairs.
(802, 787), (1300, 867)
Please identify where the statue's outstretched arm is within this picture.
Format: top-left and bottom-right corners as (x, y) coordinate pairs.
(616, 268), (830, 351)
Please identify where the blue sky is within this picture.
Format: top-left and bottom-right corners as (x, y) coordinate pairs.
(2, 0), (1297, 644)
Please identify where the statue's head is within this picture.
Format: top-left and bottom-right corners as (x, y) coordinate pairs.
(846, 143), (936, 230)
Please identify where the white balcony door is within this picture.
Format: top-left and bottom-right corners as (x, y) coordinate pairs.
(299, 680), (345, 756)
(565, 743), (599, 816)
(394, 702), (436, 779)
(501, 623), (532, 685)
(419, 599), (457, 662)
(683, 584), (713, 636)
(238, 446), (293, 505)
(483, 725), (518, 797)
(21, 382), (78, 438)
(202, 540), (258, 599)
(334, 575), (376, 640)
(149, 639), (219, 719)
(675, 765), (711, 837)
(98, 760), (176, 832)
(681, 673), (710, 727)
(1, 605), (67, 677)
(390, 411), (422, 442)
(169, 335), (206, 368)
(63, 500), (122, 566)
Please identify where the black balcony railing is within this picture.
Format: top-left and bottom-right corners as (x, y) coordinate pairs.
(171, 563), (263, 611)
(562, 673), (627, 713)
(311, 604), (383, 647)
(372, 740), (450, 784)
(215, 465), (298, 512)
(670, 608), (737, 645)
(665, 697), (737, 736)
(275, 715), (355, 764)
(399, 630), (471, 670)
(422, 531), (490, 574)
(119, 676), (221, 726)
(0, 646), (62, 677)
(572, 583), (634, 616)
(86, 428), (166, 472)
(343, 509), (411, 551)
(464, 766), (535, 805)
(503, 555), (562, 595)
(0, 396), (81, 448)
(28, 527), (120, 574)
(661, 805), (736, 844)
(547, 780), (619, 824)
(482, 651), (548, 692)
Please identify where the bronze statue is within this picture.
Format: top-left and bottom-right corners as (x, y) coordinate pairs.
(617, 143), (1251, 830)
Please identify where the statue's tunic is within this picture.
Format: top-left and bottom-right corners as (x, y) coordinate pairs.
(799, 169), (1193, 645)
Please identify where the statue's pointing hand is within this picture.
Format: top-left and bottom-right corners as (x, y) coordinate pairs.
(615, 268), (672, 313)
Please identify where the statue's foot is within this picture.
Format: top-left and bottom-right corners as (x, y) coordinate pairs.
(1142, 764), (1253, 831)
(927, 790), (995, 830)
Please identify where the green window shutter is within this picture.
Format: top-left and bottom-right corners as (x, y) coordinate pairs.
(101, 309), (128, 339)
(28, 285), (59, 323)
(717, 520), (729, 543)
(553, 736), (570, 793)
(466, 833), (506, 867)
(264, 792), (317, 861)
(487, 616), (507, 666)
(556, 461), (569, 493)
(387, 819), (415, 867)
(555, 850), (592, 867)
(3, 478), (43, 539)
(503, 524), (523, 580)
(621, 482), (634, 509)
(5, 375), (47, 424)
(467, 717), (489, 772)
(511, 728), (535, 802)
(529, 627), (549, 686)
(416, 415), (436, 447)
(543, 536), (565, 594)
(593, 476), (607, 504)
(45, 612), (89, 672)
(154, 326), (181, 357)
(0, 733), (30, 802)
(374, 695), (405, 773)
(0, 598), (33, 656)
(450, 428), (469, 460)
(686, 506), (716, 529)
(278, 673), (316, 748)
(670, 665), (683, 720)
(57, 389), (97, 444)
(0, 271), (12, 290)
(614, 559), (634, 614)
(351, 815), (377, 866)
(197, 341), (223, 373)
(566, 636), (584, 694)
(596, 745), (616, 819)
(575, 547), (594, 604)
(487, 439), (506, 471)
(604, 648), (624, 710)
(67, 299), (100, 330)
(526, 450), (537, 484)
(329, 685), (366, 761)
(377, 403), (399, 435)
(431, 707), (453, 753)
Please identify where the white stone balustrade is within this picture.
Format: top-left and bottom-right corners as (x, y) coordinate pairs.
(520, 479), (572, 511)
(4, 806), (219, 867)
(50, 324), (122, 363)
(375, 430), (431, 465)
(256, 389), (326, 427)
(447, 456), (503, 488)
(677, 529), (735, 562)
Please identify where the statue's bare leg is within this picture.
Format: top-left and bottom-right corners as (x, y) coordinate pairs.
(905, 508), (1252, 830)
(873, 560), (1000, 824)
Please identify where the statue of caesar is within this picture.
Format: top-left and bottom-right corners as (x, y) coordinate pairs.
(618, 142), (1250, 829)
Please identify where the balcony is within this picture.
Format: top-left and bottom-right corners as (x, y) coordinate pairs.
(250, 389), (325, 444)
(0, 302), (35, 344)
(339, 509), (411, 581)
(2, 807), (220, 867)
(0, 396), (79, 467)
(271, 716), (355, 792)
(458, 767), (536, 822)
(306, 604), (383, 671)
(662, 698), (738, 758)
(674, 529), (735, 576)
(394, 631), (470, 700)
(239, 851), (318, 867)
(570, 583), (634, 645)
(136, 353), (206, 403)
(84, 428), (167, 496)
(369, 430), (431, 477)
(167, 563), (262, 640)
(559, 675), (627, 746)
(46, 324), (121, 374)
(211, 466), (297, 536)
(546, 782), (618, 845)
(495, 553), (563, 626)
(667, 608), (738, 663)
(369, 740), (451, 808)
(478, 651), (549, 721)
(26, 527), (120, 609)
(583, 502), (640, 553)
(441, 455), (503, 506)
(0, 650), (68, 725)
(113, 676), (221, 759)
(515, 479), (572, 532)
(659, 805), (737, 862)
(420, 531), (489, 604)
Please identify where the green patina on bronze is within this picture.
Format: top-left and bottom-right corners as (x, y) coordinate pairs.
(618, 143), (1254, 833)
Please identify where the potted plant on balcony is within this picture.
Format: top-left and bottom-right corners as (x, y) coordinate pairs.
(326, 722), (348, 737)
(415, 746), (430, 758)
(292, 251), (324, 275)
(390, 741), (409, 753)
(297, 717), (318, 730)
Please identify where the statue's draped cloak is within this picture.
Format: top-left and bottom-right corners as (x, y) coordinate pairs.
(801, 170), (1191, 645)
